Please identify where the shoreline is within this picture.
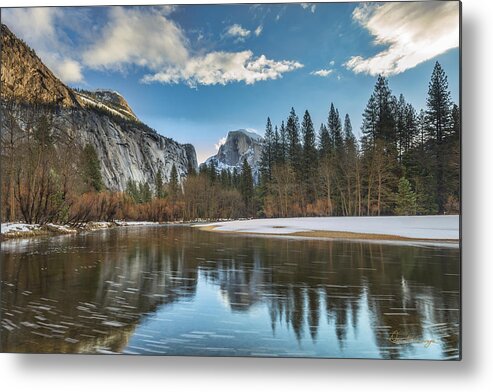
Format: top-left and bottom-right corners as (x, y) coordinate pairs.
(2, 216), (460, 246)
(195, 215), (460, 245)
(197, 225), (459, 244)
(0, 221), (157, 241)
(0, 219), (230, 241)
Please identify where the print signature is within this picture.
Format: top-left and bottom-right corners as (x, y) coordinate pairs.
(388, 330), (436, 348)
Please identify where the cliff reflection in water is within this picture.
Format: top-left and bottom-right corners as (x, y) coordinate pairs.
(1, 226), (460, 359)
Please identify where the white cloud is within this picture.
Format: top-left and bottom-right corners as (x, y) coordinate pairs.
(83, 7), (188, 71)
(141, 50), (303, 87)
(57, 59), (84, 83)
(329, 60), (335, 66)
(310, 69), (334, 77)
(4, 6), (302, 88)
(345, 2), (459, 76)
(301, 4), (317, 13)
(214, 136), (227, 151)
(3, 8), (84, 83)
(225, 24), (251, 40)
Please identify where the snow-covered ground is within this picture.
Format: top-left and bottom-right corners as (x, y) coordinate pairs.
(1, 221), (160, 239)
(197, 215), (460, 241)
(1, 223), (41, 235)
(1, 222), (78, 237)
(113, 221), (160, 227)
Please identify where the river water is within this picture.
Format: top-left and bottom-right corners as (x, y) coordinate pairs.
(0, 225), (460, 359)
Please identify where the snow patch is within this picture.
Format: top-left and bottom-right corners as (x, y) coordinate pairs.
(114, 221), (160, 227)
(235, 128), (263, 141)
(76, 93), (137, 121)
(1, 223), (40, 235)
(197, 215), (460, 241)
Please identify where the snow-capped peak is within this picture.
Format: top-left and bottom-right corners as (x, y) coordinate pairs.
(231, 128), (263, 141)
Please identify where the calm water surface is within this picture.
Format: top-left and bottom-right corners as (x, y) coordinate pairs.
(1, 225), (460, 359)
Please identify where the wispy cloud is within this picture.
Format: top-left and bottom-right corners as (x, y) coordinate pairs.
(83, 7), (189, 71)
(301, 4), (317, 14)
(345, 2), (459, 76)
(141, 51), (303, 87)
(214, 136), (227, 151)
(4, 6), (302, 88)
(310, 69), (334, 77)
(225, 24), (251, 41)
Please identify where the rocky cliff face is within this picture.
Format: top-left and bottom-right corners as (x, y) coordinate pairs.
(203, 129), (263, 180)
(0, 24), (80, 107)
(1, 24), (197, 191)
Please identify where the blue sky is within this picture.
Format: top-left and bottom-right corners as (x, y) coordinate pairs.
(3, 2), (460, 162)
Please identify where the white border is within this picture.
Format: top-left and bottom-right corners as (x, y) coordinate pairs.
(1, 0), (492, 391)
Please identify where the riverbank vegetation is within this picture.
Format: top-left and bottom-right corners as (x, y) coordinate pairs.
(1, 62), (459, 226)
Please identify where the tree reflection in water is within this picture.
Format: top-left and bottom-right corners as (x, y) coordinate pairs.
(1, 226), (460, 359)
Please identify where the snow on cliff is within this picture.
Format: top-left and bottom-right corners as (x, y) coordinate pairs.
(202, 129), (264, 180)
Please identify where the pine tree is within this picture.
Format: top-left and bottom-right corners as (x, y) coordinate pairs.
(373, 75), (396, 145)
(417, 109), (427, 149)
(318, 123), (331, 158)
(342, 114), (360, 216)
(272, 125), (281, 164)
(126, 179), (140, 203)
(451, 104), (460, 139)
(447, 103), (460, 203)
(232, 167), (240, 189)
(169, 164), (180, 199)
(343, 114), (356, 147)
(328, 103), (343, 152)
(426, 62), (452, 213)
(208, 160), (217, 184)
(279, 120), (287, 163)
(220, 169), (230, 187)
(301, 110), (318, 204)
(395, 94), (407, 161)
(81, 144), (103, 192)
(404, 103), (418, 153)
(260, 117), (275, 181)
(286, 107), (302, 176)
(395, 177), (417, 215)
(155, 168), (165, 199)
(361, 95), (378, 149)
(139, 182), (152, 203)
(239, 159), (254, 215)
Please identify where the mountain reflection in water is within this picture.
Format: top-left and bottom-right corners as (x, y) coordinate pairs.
(1, 225), (460, 359)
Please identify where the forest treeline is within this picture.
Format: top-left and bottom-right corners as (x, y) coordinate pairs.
(256, 62), (460, 217)
(0, 62), (459, 225)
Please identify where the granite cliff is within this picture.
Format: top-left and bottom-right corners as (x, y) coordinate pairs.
(203, 129), (263, 181)
(1, 24), (197, 191)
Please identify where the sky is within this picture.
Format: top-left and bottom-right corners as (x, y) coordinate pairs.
(2, 2), (460, 163)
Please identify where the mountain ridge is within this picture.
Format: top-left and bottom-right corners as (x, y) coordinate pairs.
(1, 23), (198, 191)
